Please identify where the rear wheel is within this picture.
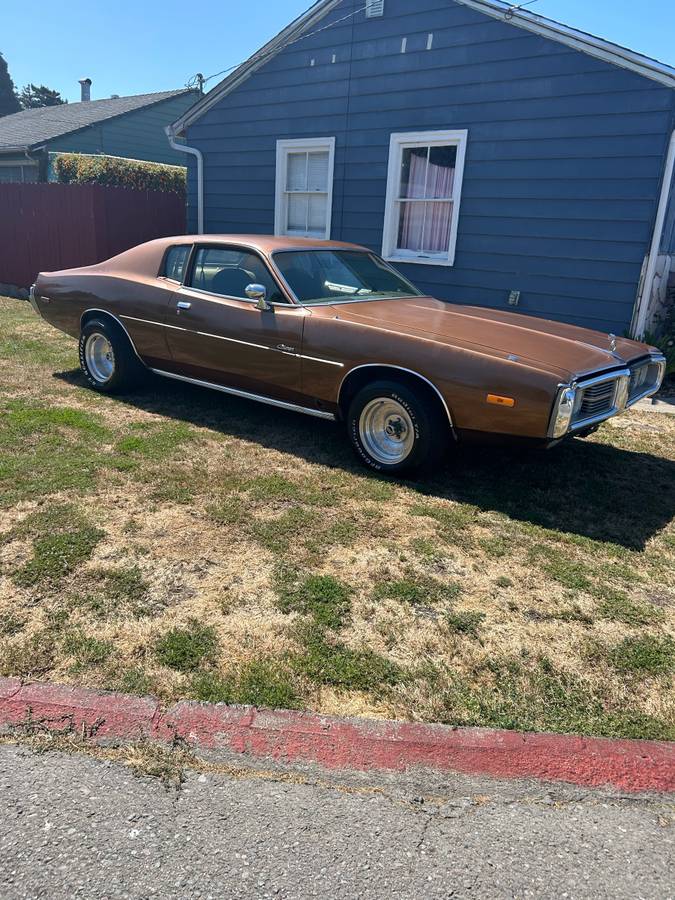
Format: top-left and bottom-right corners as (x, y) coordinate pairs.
(347, 380), (448, 475)
(79, 319), (144, 394)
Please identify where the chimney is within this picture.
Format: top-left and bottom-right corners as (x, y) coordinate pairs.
(79, 78), (92, 101)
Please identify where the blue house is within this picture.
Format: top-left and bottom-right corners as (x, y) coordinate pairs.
(0, 82), (198, 182)
(170, 0), (675, 337)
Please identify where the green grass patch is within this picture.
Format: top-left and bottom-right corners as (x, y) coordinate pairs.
(0, 613), (24, 636)
(293, 624), (405, 692)
(596, 589), (665, 627)
(274, 568), (352, 629)
(251, 507), (317, 554)
(410, 501), (477, 537)
(190, 659), (299, 709)
(207, 495), (249, 527)
(446, 611), (485, 637)
(0, 402), (113, 507)
(434, 657), (674, 741)
(62, 630), (113, 668)
(13, 504), (104, 587)
(373, 575), (461, 606)
(609, 636), (675, 676)
(116, 422), (195, 460)
(155, 621), (218, 672)
(529, 546), (593, 591)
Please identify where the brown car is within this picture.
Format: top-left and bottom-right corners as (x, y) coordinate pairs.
(30, 235), (666, 474)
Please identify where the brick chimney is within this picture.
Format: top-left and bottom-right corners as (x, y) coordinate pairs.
(78, 78), (92, 102)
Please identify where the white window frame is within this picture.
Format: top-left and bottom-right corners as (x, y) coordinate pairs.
(275, 137), (336, 240)
(382, 129), (468, 267)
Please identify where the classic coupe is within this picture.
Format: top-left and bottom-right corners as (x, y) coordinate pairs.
(30, 235), (665, 474)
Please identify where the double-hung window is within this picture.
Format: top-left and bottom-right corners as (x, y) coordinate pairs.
(382, 130), (468, 267)
(275, 137), (335, 240)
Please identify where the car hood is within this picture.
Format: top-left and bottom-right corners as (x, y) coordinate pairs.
(329, 296), (653, 380)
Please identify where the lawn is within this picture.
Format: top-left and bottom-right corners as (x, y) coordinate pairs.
(1, 295), (674, 740)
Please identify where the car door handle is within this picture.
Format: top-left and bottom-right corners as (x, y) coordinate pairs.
(176, 301), (192, 311)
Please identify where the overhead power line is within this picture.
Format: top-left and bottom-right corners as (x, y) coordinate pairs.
(186, 4), (369, 92)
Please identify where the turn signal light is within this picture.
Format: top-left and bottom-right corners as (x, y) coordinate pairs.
(487, 394), (515, 407)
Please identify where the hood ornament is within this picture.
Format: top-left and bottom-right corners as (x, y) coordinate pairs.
(608, 334), (617, 353)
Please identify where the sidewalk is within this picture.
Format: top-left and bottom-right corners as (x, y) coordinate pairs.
(0, 743), (672, 900)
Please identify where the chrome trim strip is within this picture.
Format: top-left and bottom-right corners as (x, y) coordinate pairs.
(178, 284), (296, 308)
(120, 315), (271, 351)
(150, 368), (336, 421)
(120, 314), (343, 364)
(337, 364), (453, 427)
(299, 353), (344, 368)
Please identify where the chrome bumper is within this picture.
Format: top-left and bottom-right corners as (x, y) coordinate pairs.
(549, 354), (667, 438)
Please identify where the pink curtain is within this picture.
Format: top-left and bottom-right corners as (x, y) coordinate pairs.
(398, 151), (454, 254)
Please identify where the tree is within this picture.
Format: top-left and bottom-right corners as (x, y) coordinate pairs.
(18, 83), (66, 109)
(0, 52), (20, 117)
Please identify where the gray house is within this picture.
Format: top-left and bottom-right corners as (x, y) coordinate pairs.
(0, 81), (198, 183)
(170, 0), (675, 337)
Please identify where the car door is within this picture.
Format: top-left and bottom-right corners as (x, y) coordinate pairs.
(163, 244), (307, 403)
(116, 243), (192, 367)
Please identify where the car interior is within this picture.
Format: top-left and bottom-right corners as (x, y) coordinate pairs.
(189, 248), (285, 303)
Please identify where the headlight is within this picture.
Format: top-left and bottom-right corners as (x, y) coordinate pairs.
(550, 386), (576, 438)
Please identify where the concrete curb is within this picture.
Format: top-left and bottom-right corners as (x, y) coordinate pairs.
(0, 678), (673, 793)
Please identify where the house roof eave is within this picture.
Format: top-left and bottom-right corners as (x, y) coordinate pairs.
(172, 0), (675, 136)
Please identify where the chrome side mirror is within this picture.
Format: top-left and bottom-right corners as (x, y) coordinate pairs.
(245, 283), (271, 311)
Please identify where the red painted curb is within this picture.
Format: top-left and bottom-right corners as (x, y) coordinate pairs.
(0, 677), (673, 793)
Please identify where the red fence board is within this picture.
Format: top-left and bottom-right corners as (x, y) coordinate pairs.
(0, 182), (185, 288)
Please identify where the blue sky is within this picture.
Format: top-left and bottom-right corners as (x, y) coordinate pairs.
(2, 0), (673, 103)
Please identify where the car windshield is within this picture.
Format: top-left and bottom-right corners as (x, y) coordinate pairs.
(272, 250), (422, 305)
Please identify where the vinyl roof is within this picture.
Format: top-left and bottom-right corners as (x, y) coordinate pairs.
(0, 89), (195, 153)
(172, 0), (675, 135)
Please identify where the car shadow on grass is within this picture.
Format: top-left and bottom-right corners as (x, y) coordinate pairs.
(56, 369), (675, 551)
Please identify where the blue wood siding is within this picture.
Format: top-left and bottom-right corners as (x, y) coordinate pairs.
(47, 93), (197, 165)
(186, 0), (675, 332)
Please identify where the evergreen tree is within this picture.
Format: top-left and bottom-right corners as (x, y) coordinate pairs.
(0, 52), (20, 117)
(19, 83), (66, 109)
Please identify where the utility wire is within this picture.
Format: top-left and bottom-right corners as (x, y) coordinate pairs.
(186, 4), (369, 92)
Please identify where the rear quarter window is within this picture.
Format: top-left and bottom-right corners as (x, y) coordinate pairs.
(161, 245), (191, 282)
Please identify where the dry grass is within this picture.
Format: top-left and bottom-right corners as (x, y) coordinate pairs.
(1, 295), (674, 740)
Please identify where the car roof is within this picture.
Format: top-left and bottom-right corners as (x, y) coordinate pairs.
(152, 234), (370, 255)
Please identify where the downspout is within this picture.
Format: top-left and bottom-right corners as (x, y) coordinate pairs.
(632, 127), (675, 338)
(165, 124), (204, 234)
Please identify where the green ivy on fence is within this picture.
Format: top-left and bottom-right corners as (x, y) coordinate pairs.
(53, 153), (186, 197)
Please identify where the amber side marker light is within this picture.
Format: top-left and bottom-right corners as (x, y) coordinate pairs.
(487, 394), (515, 407)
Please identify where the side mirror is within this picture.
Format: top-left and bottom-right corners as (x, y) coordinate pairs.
(245, 283), (271, 311)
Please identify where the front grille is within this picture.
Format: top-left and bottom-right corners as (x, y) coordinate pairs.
(572, 379), (617, 425)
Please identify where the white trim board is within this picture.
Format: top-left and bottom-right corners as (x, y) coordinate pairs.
(275, 137), (336, 240)
(172, 0), (675, 135)
(382, 129), (468, 268)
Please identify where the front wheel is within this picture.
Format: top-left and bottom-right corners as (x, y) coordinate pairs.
(347, 380), (448, 475)
(79, 319), (144, 394)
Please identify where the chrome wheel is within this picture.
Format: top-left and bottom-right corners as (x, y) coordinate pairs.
(84, 332), (115, 384)
(359, 398), (415, 465)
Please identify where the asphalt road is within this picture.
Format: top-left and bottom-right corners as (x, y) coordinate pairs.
(0, 743), (672, 899)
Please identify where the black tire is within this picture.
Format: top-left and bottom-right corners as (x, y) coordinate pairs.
(79, 318), (144, 394)
(347, 379), (449, 475)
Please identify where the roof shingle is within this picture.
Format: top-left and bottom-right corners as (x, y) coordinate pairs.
(0, 89), (193, 152)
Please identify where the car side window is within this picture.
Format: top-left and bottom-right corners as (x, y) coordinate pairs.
(189, 247), (284, 303)
(162, 245), (191, 282)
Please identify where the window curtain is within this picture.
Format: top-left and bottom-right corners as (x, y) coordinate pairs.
(398, 149), (455, 254)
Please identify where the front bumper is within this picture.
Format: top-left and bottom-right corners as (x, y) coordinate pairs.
(548, 354), (667, 439)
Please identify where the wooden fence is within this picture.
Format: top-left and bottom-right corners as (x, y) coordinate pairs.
(0, 182), (186, 289)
